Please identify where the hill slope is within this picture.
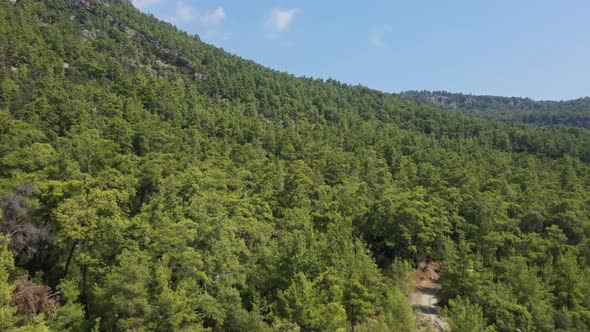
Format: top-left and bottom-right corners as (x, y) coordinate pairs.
(1, 0), (590, 331)
(400, 90), (590, 128)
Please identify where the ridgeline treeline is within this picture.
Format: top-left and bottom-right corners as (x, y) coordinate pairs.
(400, 90), (590, 129)
(0, 0), (589, 331)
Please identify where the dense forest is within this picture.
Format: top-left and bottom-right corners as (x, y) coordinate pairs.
(1, 0), (589, 331)
(400, 90), (590, 129)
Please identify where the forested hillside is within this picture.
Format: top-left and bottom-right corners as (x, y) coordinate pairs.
(400, 90), (590, 129)
(1, 0), (590, 331)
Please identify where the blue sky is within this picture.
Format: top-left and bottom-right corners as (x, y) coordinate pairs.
(132, 0), (590, 101)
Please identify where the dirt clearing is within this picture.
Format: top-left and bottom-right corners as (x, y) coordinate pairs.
(410, 261), (448, 331)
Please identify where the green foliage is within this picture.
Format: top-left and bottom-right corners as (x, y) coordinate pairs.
(381, 287), (417, 332)
(401, 90), (590, 129)
(95, 249), (153, 331)
(0, 234), (17, 330)
(275, 272), (347, 331)
(49, 279), (85, 332)
(443, 296), (491, 332)
(0, 0), (588, 331)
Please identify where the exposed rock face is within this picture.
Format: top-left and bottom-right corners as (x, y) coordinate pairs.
(161, 50), (195, 69)
(81, 29), (97, 40)
(68, 0), (98, 13)
(194, 72), (207, 81)
(66, 0), (135, 13)
(125, 26), (138, 38)
(66, 0), (206, 83)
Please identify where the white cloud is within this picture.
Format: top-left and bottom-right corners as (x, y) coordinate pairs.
(200, 6), (225, 25)
(370, 24), (392, 48)
(265, 8), (299, 34)
(162, 2), (229, 41)
(175, 2), (225, 25)
(370, 36), (384, 48)
(175, 2), (195, 22)
(131, 0), (161, 10)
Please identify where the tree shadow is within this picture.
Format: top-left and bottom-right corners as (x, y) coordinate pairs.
(412, 285), (441, 315)
(414, 304), (439, 315)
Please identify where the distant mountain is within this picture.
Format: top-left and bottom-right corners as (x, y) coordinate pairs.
(1, 1), (590, 331)
(399, 90), (590, 128)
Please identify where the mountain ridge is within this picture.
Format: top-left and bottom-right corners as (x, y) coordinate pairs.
(1, 0), (589, 331)
(60, 0), (590, 130)
(399, 90), (590, 128)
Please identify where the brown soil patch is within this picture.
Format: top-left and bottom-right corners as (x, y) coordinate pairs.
(410, 261), (448, 331)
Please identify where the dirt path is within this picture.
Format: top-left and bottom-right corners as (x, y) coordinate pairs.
(410, 261), (448, 331)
